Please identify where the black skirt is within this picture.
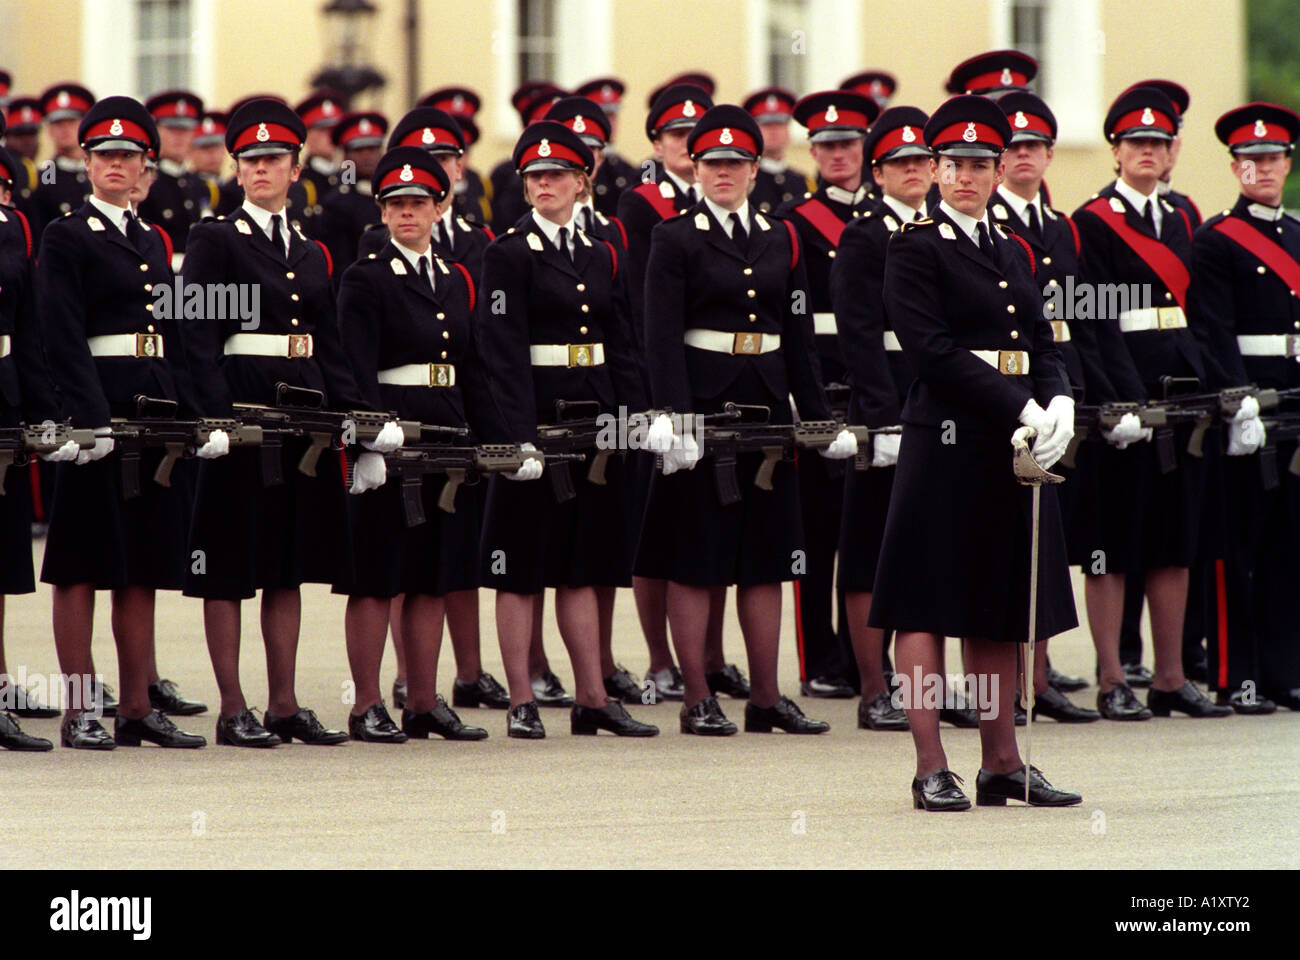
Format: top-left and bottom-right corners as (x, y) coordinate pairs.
(40, 448), (191, 590)
(480, 450), (631, 594)
(184, 440), (352, 600)
(336, 467), (481, 599)
(0, 459), (35, 594)
(867, 423), (1077, 643)
(837, 462), (896, 594)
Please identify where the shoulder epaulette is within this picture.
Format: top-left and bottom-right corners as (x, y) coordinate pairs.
(899, 218), (934, 232)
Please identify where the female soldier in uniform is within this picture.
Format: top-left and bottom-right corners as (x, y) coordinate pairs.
(477, 121), (657, 739)
(38, 97), (208, 750)
(868, 96), (1081, 809)
(638, 105), (857, 736)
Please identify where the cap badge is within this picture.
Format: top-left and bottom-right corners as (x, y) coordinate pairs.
(109, 119), (123, 136)
(1140, 107), (1155, 125)
(537, 138), (552, 157)
(452, 94), (465, 110)
(573, 115), (586, 133)
(683, 100), (696, 118)
(720, 127), (734, 144)
(359, 119), (372, 134)
(1254, 119), (1268, 137)
(871, 81), (884, 95)
(766, 95), (778, 111)
(1000, 68), (1013, 86)
(901, 125), (916, 143)
(399, 164), (414, 182)
(57, 91), (70, 108)
(256, 123), (270, 142)
(176, 101), (187, 116)
(825, 104), (839, 123)
(202, 119), (214, 133)
(421, 127), (435, 144)
(962, 122), (978, 142)
(1014, 111), (1028, 129)
(323, 100), (335, 114)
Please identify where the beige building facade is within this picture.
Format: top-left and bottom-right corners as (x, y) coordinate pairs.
(1, 0), (1247, 214)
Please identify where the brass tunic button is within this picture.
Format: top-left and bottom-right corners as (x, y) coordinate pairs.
(291, 293), (300, 301)
(286, 271), (295, 279)
(1258, 265), (1267, 274)
(290, 318), (299, 326)
(1047, 302), (1056, 311)
(579, 325), (589, 335)
(147, 324), (155, 333)
(1010, 330), (1020, 339)
(748, 314), (757, 322)
(1164, 291), (1173, 301)
(1006, 304), (1016, 314)
(581, 304), (590, 313)
(144, 284), (153, 292)
(743, 267), (753, 276)
(442, 330), (450, 339)
(1042, 256), (1052, 265)
(577, 283), (586, 292)
(145, 303), (153, 312)
(441, 350), (448, 359)
(1048, 278), (1059, 287)
(998, 280), (1008, 289)
(437, 312), (445, 320)
(747, 289), (756, 298)
(139, 264), (148, 272)
(828, 250), (836, 259)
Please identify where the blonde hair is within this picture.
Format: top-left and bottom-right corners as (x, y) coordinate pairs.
(523, 168), (589, 207)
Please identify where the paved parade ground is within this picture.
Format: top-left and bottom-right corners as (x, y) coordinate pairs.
(3, 542), (1295, 870)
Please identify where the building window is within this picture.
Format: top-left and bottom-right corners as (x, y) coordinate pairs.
(1008, 0), (1047, 92)
(765, 0), (809, 92)
(517, 0), (558, 84)
(136, 0), (192, 94)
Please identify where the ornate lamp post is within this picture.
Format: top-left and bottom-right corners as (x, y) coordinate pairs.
(311, 0), (386, 102)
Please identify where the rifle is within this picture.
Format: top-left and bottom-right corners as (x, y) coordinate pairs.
(1064, 402), (1178, 472)
(824, 381), (852, 422)
(533, 399), (618, 503)
(1258, 413), (1300, 491)
(0, 420), (96, 492)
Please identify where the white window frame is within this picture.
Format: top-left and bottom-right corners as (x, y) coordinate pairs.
(990, 0), (1103, 147)
(81, 0), (211, 101)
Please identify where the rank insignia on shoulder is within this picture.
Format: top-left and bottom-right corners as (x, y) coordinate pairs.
(235, 219), (253, 235)
(755, 215), (771, 231)
(436, 257), (450, 274)
(659, 180), (675, 199)
(994, 224), (1009, 238)
(938, 222), (956, 240)
(992, 204), (1008, 220)
(578, 230), (591, 247)
(1044, 207), (1057, 220)
(87, 216), (105, 232)
(1160, 199), (1174, 214)
(527, 232), (544, 251)
(883, 214), (898, 232)
(140, 221), (152, 231)
(695, 212), (710, 231)
(596, 211), (609, 225)
(1108, 197), (1126, 214)
(294, 224), (308, 241)
(456, 217), (470, 231)
(390, 257), (407, 275)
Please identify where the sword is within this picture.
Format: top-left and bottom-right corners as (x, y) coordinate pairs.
(1011, 426), (1064, 803)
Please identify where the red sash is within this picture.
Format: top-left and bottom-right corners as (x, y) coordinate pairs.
(632, 181), (680, 221)
(793, 198), (845, 247)
(1212, 216), (1300, 295)
(1084, 196), (1190, 308)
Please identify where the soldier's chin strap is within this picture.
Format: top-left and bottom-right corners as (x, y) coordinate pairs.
(1010, 426), (1064, 803)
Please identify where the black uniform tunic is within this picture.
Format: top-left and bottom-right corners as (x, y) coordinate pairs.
(318, 181), (381, 279)
(867, 207), (1077, 643)
(454, 167), (491, 227)
(476, 212), (646, 594)
(488, 158), (527, 231)
(751, 160), (810, 215)
(635, 202), (831, 587)
(31, 157), (91, 242)
(137, 158), (210, 254)
(181, 207), (364, 600)
(37, 201), (195, 589)
(591, 150), (638, 219)
(358, 212), (494, 286)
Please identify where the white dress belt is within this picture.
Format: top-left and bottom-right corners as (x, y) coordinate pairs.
(684, 328), (781, 355)
(223, 333), (314, 359)
(1118, 306), (1187, 332)
(529, 343), (605, 367)
(87, 333), (165, 358)
(1237, 334), (1300, 357)
(378, 362), (457, 387)
(882, 330), (902, 352)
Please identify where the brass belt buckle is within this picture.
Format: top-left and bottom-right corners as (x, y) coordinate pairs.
(732, 332), (761, 355)
(1156, 307), (1184, 330)
(568, 343), (594, 367)
(287, 333), (312, 358)
(998, 350), (1027, 375)
(1287, 334), (1300, 358)
(135, 332), (162, 358)
(429, 363), (454, 387)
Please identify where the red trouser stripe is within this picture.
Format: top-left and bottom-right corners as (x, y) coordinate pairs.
(793, 579), (808, 681)
(1215, 558), (1229, 689)
(29, 460), (45, 523)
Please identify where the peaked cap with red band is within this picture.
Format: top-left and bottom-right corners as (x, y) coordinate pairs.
(947, 50), (1037, 96)
(145, 89), (204, 129)
(372, 145), (450, 201)
(193, 111), (228, 148)
(513, 120), (593, 175)
(226, 99), (305, 157)
(687, 104), (762, 161)
(418, 86), (481, 118)
(925, 95), (1011, 158)
(645, 83), (714, 140)
(864, 106), (932, 163)
(295, 89), (347, 129)
(793, 90), (879, 142)
(5, 97), (42, 134)
(1215, 102), (1300, 156)
(78, 95), (158, 154)
(742, 86), (797, 125)
(1122, 79), (1189, 125)
(997, 90), (1057, 144)
(545, 96), (611, 147)
(332, 111), (388, 150)
(388, 107), (464, 155)
(574, 77), (625, 114)
(840, 71), (897, 109)
(40, 82), (94, 123)
(1105, 86), (1178, 143)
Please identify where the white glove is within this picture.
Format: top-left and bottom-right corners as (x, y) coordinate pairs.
(505, 442), (544, 481)
(1231, 395), (1260, 422)
(362, 420), (404, 453)
(1102, 411), (1146, 450)
(645, 414), (675, 454)
(76, 428), (115, 466)
(39, 439), (81, 462)
(1018, 398), (1053, 435)
(1024, 395), (1073, 469)
(662, 431), (702, 473)
(819, 428), (858, 460)
(349, 451), (387, 493)
(871, 431), (901, 468)
(1226, 417), (1265, 456)
(195, 428), (230, 459)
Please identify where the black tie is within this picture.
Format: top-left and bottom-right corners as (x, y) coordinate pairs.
(418, 254), (434, 292)
(438, 219), (452, 251)
(977, 222), (995, 259)
(730, 212), (749, 258)
(124, 211), (145, 251)
(270, 213), (285, 254)
(581, 207), (594, 233)
(914, 209), (925, 221)
(1142, 200), (1156, 233)
(1025, 203), (1042, 240)
(557, 226), (572, 261)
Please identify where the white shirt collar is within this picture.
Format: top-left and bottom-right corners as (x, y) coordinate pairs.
(309, 154), (339, 175)
(392, 237), (434, 282)
(939, 200), (992, 246)
(158, 157), (187, 178)
(531, 207), (579, 251)
(88, 195), (132, 235)
(1246, 200), (1284, 222)
(440, 207), (457, 232)
(663, 167), (697, 200)
(704, 197), (750, 236)
(881, 193), (925, 224)
(758, 156), (785, 174)
(996, 183), (1042, 226)
(825, 183), (867, 206)
(1114, 177), (1159, 213)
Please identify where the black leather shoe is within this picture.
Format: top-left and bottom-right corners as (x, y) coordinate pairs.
(60, 713), (116, 750)
(858, 691), (909, 730)
(215, 708), (281, 747)
(530, 670), (575, 707)
(1216, 690), (1276, 715)
(391, 680), (407, 710)
(939, 692), (980, 728)
(976, 765), (1082, 806)
(1122, 662), (1154, 688)
(0, 711), (53, 751)
(92, 680), (118, 718)
(1148, 682), (1232, 718)
(1184, 650), (1209, 684)
(263, 707), (348, 745)
(1047, 667), (1088, 693)
(1097, 683), (1153, 721)
(603, 666), (645, 704)
(645, 666), (685, 702)
(679, 696), (737, 736)
(911, 770), (970, 811)
(403, 696), (488, 740)
(1266, 688), (1300, 712)
(115, 710), (206, 748)
(1032, 686), (1100, 723)
(1, 684), (60, 719)
(800, 675), (856, 698)
(147, 678), (208, 716)
(706, 663), (750, 699)
(349, 702), (408, 743)
(507, 700), (545, 739)
(572, 700), (659, 736)
(744, 696), (829, 734)
(452, 672), (510, 709)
